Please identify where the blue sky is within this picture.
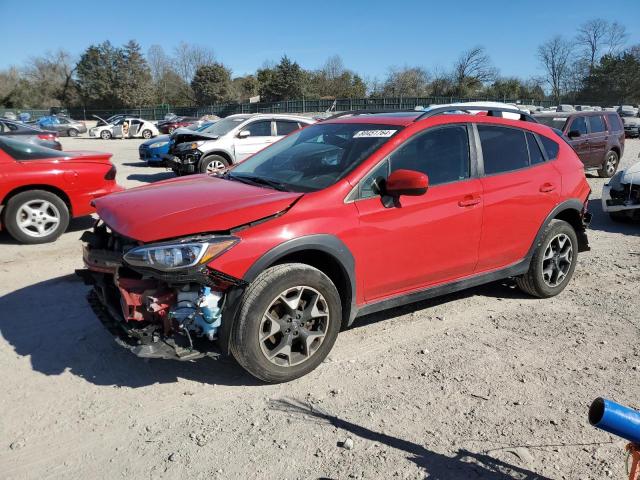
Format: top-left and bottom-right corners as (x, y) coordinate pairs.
(1, 0), (638, 80)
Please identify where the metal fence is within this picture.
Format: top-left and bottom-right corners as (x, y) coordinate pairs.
(0, 96), (555, 121)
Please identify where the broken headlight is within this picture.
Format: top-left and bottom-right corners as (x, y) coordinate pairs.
(123, 237), (238, 271)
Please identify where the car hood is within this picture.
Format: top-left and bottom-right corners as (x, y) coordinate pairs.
(142, 134), (170, 147)
(621, 161), (640, 183)
(171, 130), (221, 144)
(93, 175), (303, 242)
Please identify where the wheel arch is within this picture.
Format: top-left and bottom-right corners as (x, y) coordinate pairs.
(200, 150), (233, 167)
(1, 184), (72, 217)
(218, 234), (357, 355)
(527, 199), (589, 259)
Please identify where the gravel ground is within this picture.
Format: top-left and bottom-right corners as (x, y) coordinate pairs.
(0, 136), (639, 480)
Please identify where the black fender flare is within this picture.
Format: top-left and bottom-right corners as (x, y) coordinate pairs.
(525, 198), (589, 262)
(218, 234), (357, 355)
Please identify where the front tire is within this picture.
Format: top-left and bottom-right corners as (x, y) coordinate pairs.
(598, 150), (619, 178)
(199, 155), (229, 174)
(3, 190), (70, 244)
(68, 128), (79, 137)
(100, 130), (112, 140)
(516, 219), (578, 298)
(230, 264), (342, 383)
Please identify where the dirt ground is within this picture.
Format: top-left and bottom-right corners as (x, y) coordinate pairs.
(0, 135), (639, 480)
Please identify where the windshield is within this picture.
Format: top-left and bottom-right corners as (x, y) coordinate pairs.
(229, 122), (401, 192)
(535, 116), (568, 130)
(194, 121), (215, 131)
(200, 116), (248, 136)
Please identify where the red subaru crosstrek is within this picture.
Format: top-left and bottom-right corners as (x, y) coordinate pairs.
(79, 107), (591, 382)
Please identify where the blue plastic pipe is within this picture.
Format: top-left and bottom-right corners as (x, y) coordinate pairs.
(589, 397), (640, 444)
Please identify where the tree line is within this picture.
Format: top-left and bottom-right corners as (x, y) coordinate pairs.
(0, 18), (638, 110)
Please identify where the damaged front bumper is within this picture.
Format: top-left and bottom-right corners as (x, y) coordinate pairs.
(602, 173), (640, 215)
(77, 224), (246, 361)
(161, 150), (201, 174)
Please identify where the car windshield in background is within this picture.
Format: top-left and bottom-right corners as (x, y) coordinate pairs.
(229, 123), (401, 192)
(535, 116), (568, 130)
(0, 137), (73, 160)
(200, 117), (248, 136)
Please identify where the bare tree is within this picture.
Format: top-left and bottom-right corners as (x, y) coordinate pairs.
(538, 36), (573, 104)
(452, 47), (497, 96)
(382, 66), (431, 97)
(24, 50), (77, 106)
(606, 21), (628, 55)
(576, 18), (609, 69)
(173, 42), (216, 84)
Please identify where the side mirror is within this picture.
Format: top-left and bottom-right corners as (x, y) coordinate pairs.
(237, 130), (250, 139)
(385, 169), (429, 197)
(568, 130), (581, 139)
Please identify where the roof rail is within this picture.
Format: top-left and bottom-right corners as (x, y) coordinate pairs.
(413, 106), (538, 123)
(320, 109), (418, 121)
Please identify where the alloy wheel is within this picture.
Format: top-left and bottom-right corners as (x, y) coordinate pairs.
(259, 286), (330, 367)
(205, 160), (227, 174)
(542, 233), (573, 287)
(16, 200), (61, 238)
(605, 152), (618, 176)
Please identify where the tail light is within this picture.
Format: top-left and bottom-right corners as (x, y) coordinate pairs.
(38, 133), (57, 141)
(105, 165), (117, 180)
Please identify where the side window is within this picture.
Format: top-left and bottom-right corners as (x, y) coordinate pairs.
(607, 114), (623, 131)
(478, 125), (529, 175)
(244, 120), (272, 137)
(388, 125), (470, 185)
(358, 160), (389, 199)
(526, 132), (545, 165)
(588, 115), (606, 133)
(540, 136), (560, 161)
(569, 116), (588, 135)
(275, 121), (299, 136)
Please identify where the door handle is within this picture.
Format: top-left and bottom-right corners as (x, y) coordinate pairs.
(540, 183), (556, 193)
(458, 196), (481, 207)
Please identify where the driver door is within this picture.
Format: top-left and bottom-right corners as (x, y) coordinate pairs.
(351, 125), (483, 301)
(234, 120), (278, 162)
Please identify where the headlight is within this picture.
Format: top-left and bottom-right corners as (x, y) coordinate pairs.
(149, 141), (168, 149)
(123, 237), (238, 271)
(178, 141), (204, 150)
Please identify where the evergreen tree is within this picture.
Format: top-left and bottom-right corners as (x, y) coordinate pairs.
(114, 40), (154, 107)
(191, 63), (233, 105)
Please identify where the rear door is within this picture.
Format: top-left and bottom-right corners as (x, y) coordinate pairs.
(233, 120), (276, 161)
(566, 116), (590, 167)
(475, 125), (560, 272)
(587, 114), (607, 167)
(275, 120), (303, 138)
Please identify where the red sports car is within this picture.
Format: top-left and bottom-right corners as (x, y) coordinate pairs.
(0, 137), (122, 244)
(158, 116), (200, 134)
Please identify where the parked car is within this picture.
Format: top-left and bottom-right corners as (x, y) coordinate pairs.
(94, 114), (142, 127)
(0, 137), (122, 244)
(0, 118), (61, 150)
(533, 111), (625, 177)
(602, 159), (640, 222)
(164, 114), (315, 175)
(139, 121), (216, 165)
(37, 116), (88, 137)
(557, 105), (575, 112)
(157, 116), (200, 134)
(617, 109), (640, 138)
(78, 107), (591, 382)
(1, 111), (17, 120)
(89, 116), (158, 140)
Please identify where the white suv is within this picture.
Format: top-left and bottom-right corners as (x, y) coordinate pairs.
(165, 113), (315, 175)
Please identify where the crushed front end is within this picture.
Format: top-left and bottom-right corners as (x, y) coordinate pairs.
(161, 141), (205, 175)
(602, 164), (640, 220)
(76, 222), (245, 361)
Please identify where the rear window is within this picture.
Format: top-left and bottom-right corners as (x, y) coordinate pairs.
(540, 136), (560, 160)
(607, 114), (623, 131)
(535, 116), (568, 130)
(0, 137), (70, 160)
(478, 125), (529, 175)
(588, 115), (606, 133)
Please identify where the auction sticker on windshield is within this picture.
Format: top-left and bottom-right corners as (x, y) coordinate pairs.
(353, 129), (396, 138)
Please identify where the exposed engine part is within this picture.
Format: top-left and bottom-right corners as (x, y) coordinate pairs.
(167, 285), (223, 341)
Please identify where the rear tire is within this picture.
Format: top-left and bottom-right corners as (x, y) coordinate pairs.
(516, 219), (578, 298)
(199, 155), (229, 174)
(3, 190), (70, 244)
(141, 129), (153, 139)
(598, 150), (619, 178)
(68, 128), (79, 137)
(230, 263), (342, 383)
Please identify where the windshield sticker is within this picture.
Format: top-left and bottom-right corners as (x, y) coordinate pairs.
(553, 118), (566, 122)
(353, 130), (396, 138)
